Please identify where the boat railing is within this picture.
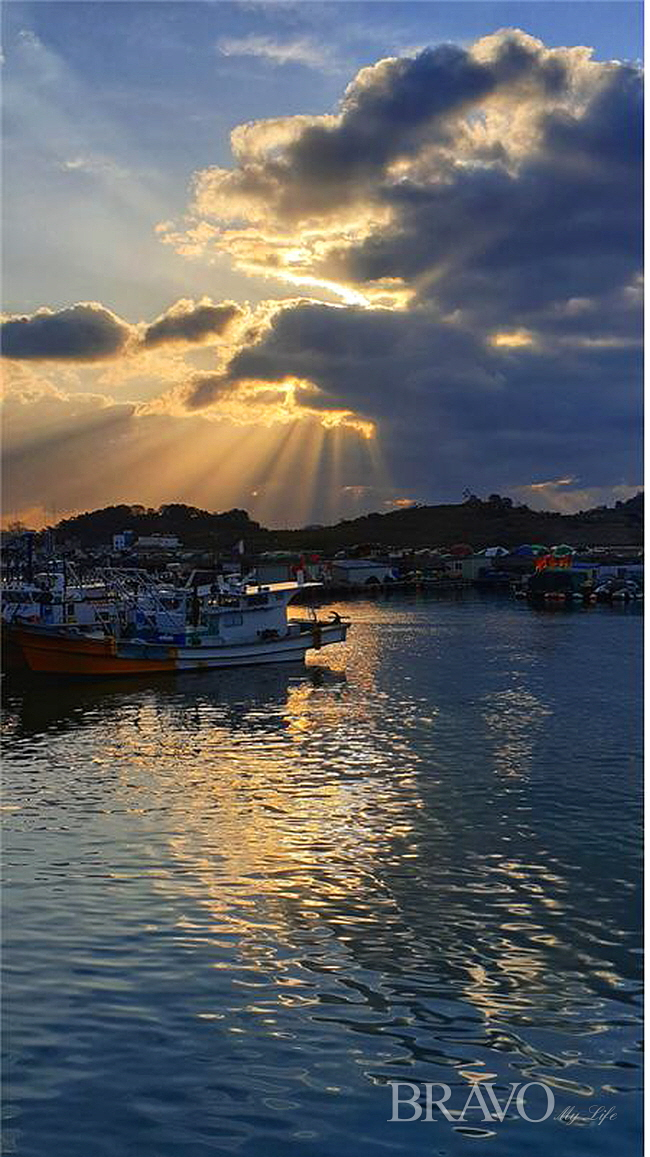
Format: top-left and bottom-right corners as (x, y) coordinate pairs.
(99, 568), (189, 635)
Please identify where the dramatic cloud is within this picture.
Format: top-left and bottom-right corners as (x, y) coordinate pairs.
(0, 303), (132, 361)
(141, 298), (245, 348)
(160, 31), (641, 332)
(4, 28), (642, 520)
(1, 298), (249, 361)
(186, 31), (581, 230)
(328, 59), (642, 335)
(178, 289), (641, 501)
(146, 364), (375, 439)
(154, 28), (641, 506)
(182, 372), (236, 410)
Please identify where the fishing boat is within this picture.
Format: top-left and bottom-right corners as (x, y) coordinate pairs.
(4, 575), (349, 676)
(2, 564), (118, 630)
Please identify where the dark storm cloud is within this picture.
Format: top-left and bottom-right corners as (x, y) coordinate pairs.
(142, 300), (244, 348)
(187, 293), (641, 499)
(184, 373), (234, 410)
(184, 302), (498, 411)
(224, 302), (501, 410)
(1, 298), (247, 361)
(277, 45), (493, 211)
(327, 63), (642, 335)
(195, 31), (575, 223)
(1, 303), (131, 361)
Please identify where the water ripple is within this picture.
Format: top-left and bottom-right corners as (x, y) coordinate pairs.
(2, 595), (642, 1156)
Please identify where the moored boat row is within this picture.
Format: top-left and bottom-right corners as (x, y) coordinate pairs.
(3, 567), (349, 677)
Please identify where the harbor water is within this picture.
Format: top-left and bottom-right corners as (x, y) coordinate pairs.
(2, 593), (642, 1156)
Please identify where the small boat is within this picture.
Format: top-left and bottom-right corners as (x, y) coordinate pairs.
(594, 579), (642, 604)
(4, 577), (349, 677)
(611, 582), (640, 603)
(2, 564), (120, 631)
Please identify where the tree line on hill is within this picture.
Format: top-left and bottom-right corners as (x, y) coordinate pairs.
(45, 492), (643, 553)
(52, 503), (258, 551)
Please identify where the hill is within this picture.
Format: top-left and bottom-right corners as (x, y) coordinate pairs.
(53, 504), (259, 550)
(265, 493), (644, 552)
(50, 493), (643, 553)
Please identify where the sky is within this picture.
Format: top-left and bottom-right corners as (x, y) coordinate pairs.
(1, 1), (643, 528)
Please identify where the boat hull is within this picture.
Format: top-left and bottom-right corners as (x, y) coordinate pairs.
(4, 621), (348, 677)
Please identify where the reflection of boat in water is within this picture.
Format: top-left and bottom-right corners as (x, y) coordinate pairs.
(2, 659), (347, 742)
(4, 574), (349, 677)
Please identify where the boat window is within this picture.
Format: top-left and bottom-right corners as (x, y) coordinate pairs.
(221, 612), (243, 627)
(247, 593), (269, 607)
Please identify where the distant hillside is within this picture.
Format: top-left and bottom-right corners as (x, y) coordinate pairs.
(266, 493), (644, 552)
(54, 504), (260, 550)
(51, 493), (643, 553)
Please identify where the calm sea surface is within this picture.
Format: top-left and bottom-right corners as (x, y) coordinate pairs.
(2, 594), (642, 1156)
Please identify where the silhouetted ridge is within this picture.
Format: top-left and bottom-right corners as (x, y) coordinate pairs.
(52, 493), (643, 551)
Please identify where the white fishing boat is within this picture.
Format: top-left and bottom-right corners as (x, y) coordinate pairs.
(2, 564), (118, 630)
(5, 575), (349, 676)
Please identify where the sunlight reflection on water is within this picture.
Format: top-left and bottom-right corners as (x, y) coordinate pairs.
(2, 594), (642, 1157)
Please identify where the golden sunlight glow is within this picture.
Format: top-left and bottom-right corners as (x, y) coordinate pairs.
(240, 266), (372, 307)
(137, 375), (375, 439)
(317, 409), (375, 439)
(236, 378), (376, 437)
(160, 206), (395, 311)
(361, 279), (414, 310)
(107, 633), (428, 976)
(529, 476), (575, 490)
(489, 328), (536, 349)
(114, 403), (380, 527)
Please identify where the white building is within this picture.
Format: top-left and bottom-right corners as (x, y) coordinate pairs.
(445, 555), (492, 581)
(331, 559), (398, 587)
(135, 534), (180, 551)
(112, 530), (135, 552)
